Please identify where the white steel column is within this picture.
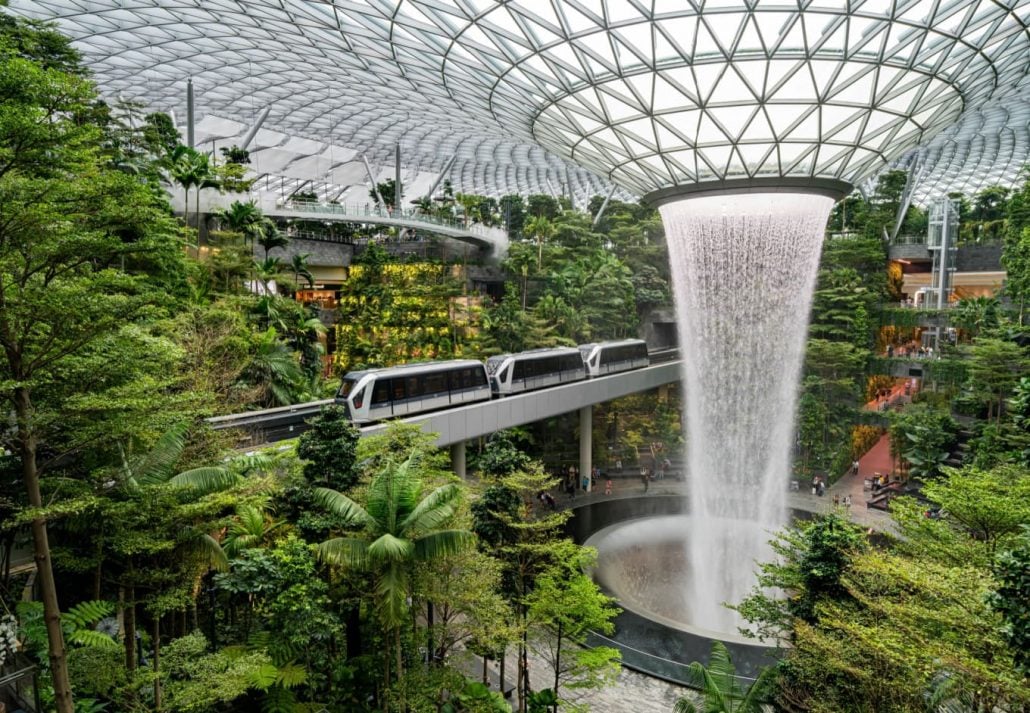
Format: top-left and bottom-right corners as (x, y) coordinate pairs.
(451, 441), (466, 478)
(579, 406), (592, 492)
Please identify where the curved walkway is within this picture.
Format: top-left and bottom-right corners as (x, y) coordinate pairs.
(265, 200), (509, 254)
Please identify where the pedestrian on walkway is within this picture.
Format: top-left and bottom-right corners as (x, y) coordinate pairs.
(833, 494), (840, 507)
(852, 460), (859, 476)
(640, 467), (649, 493)
(605, 479), (612, 496)
(844, 494), (852, 509)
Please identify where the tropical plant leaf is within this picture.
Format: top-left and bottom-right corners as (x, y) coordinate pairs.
(400, 482), (463, 533)
(275, 661), (308, 688)
(68, 629), (120, 651)
(260, 685), (296, 713)
(129, 422), (188, 485)
(367, 533), (415, 564)
(63, 600), (115, 630)
(312, 487), (373, 527)
(249, 662), (279, 690)
(168, 466), (239, 493)
(317, 537), (369, 567)
(413, 529), (475, 561)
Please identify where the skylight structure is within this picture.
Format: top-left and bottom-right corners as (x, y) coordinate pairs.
(9, 1), (1029, 202)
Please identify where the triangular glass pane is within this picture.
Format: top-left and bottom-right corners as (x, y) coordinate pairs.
(741, 110), (777, 142)
(736, 142), (774, 171)
(658, 110), (702, 143)
(829, 67), (875, 104)
(710, 65), (755, 103)
(698, 144), (733, 176)
(694, 19), (725, 59)
(692, 63), (724, 103)
(785, 110), (819, 141)
(655, 121), (688, 149)
(770, 64), (817, 101)
(697, 111), (729, 144)
(765, 103), (810, 137)
(709, 106), (755, 140)
(653, 75), (694, 112)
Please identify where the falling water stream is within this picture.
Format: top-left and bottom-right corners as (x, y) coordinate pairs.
(657, 192), (834, 634)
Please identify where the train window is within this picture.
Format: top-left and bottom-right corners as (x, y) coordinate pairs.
(474, 367), (487, 386)
(496, 364), (509, 383)
(406, 376), (423, 398)
(372, 379), (391, 405)
(391, 379), (407, 401)
(424, 372), (447, 395)
(338, 378), (357, 398)
(513, 360), (525, 380)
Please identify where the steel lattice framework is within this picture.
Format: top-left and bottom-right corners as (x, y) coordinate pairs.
(8, 0), (1030, 204)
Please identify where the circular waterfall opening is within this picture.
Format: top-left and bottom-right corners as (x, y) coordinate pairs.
(586, 515), (773, 645)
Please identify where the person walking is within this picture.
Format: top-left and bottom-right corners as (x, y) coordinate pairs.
(852, 460), (860, 476)
(640, 467), (649, 493)
(605, 479), (612, 496)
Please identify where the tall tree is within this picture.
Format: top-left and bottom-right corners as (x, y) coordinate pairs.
(315, 455), (474, 687)
(0, 20), (180, 711)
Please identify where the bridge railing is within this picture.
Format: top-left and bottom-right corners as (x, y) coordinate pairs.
(279, 200), (507, 242)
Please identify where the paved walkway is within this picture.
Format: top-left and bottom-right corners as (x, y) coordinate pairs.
(557, 464), (894, 532)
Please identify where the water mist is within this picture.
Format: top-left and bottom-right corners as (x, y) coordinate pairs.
(659, 192), (833, 634)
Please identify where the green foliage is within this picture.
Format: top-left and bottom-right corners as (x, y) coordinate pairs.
(988, 525), (1030, 673)
(297, 405), (360, 491)
(736, 514), (866, 639)
(161, 632), (274, 713)
(674, 642), (774, 713)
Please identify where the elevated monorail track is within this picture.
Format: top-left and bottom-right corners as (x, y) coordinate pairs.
(207, 348), (681, 448)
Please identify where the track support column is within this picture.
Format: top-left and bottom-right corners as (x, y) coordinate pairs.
(451, 441), (466, 479)
(579, 405), (592, 493)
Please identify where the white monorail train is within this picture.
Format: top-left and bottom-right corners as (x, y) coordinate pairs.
(486, 347), (586, 396)
(336, 360), (491, 423)
(336, 339), (649, 423)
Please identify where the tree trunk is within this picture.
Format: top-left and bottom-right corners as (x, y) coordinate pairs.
(153, 616), (162, 711)
(499, 646), (505, 698)
(346, 604), (363, 659)
(15, 387), (74, 713)
(124, 586), (136, 671)
(426, 600), (434, 668)
(552, 621), (562, 713)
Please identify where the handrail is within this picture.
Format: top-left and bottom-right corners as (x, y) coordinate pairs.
(279, 200), (508, 242)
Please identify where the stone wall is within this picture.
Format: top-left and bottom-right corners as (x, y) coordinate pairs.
(956, 243), (1003, 272)
(255, 237), (354, 267)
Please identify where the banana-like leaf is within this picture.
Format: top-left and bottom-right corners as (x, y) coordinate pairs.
(168, 466), (239, 493)
(130, 423), (189, 485)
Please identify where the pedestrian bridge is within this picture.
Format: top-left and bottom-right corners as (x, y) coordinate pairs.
(184, 192), (509, 255)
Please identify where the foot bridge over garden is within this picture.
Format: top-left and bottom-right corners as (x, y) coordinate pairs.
(184, 193), (510, 255)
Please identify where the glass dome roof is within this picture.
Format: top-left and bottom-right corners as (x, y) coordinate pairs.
(9, 1), (1029, 203)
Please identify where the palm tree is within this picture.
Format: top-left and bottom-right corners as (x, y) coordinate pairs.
(164, 145), (220, 244)
(216, 199), (261, 236)
(244, 328), (304, 406)
(314, 456), (474, 684)
(256, 218), (290, 257)
(223, 503), (285, 556)
(290, 253), (314, 289)
(674, 641), (775, 713)
(251, 256), (284, 295)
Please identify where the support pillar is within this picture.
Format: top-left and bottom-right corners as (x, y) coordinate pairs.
(451, 441), (466, 479)
(186, 77), (195, 149)
(579, 406), (592, 493)
(395, 143), (402, 212)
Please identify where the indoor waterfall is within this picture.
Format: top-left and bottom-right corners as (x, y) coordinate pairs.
(658, 192), (834, 634)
